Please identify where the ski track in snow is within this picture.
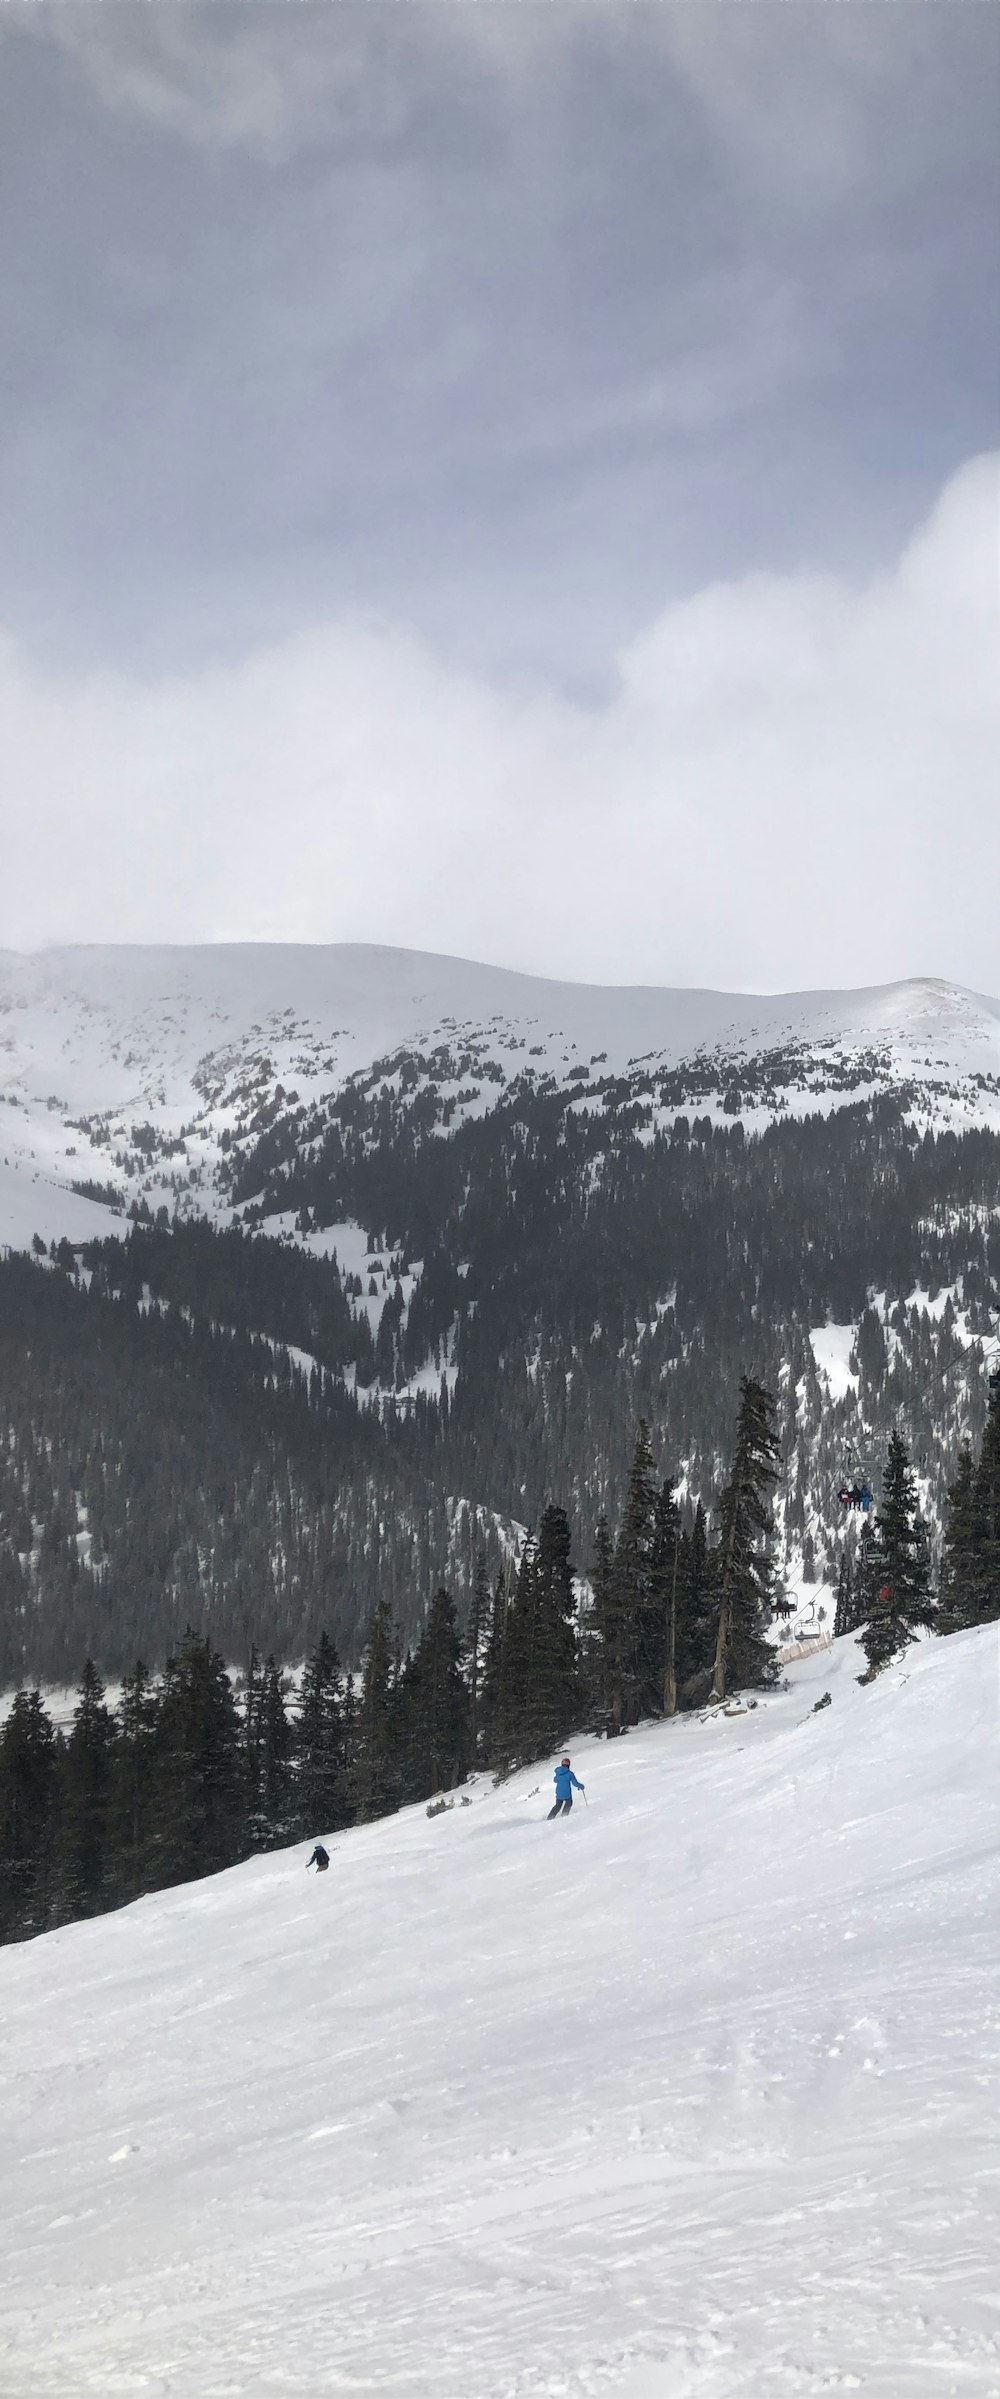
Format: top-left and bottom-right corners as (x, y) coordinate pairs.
(1, 1631), (999, 2397)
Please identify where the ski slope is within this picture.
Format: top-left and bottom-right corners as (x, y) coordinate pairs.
(1, 1629), (998, 2399)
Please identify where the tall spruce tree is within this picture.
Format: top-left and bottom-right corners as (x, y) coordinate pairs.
(516, 1505), (580, 1762)
(938, 1392), (1000, 1632)
(398, 1587), (469, 1800)
(53, 1660), (115, 1923)
(604, 1421), (659, 1727)
(465, 1552), (491, 1761)
(352, 1600), (400, 1821)
(675, 1501), (714, 1700)
(479, 1568), (514, 1773)
(652, 1478), (682, 1716)
(860, 1432), (935, 1676)
(296, 1632), (352, 1835)
(584, 1513), (614, 1722)
(489, 1535), (539, 1772)
(938, 1441), (978, 1634)
(107, 1660), (159, 1903)
(970, 1388), (1000, 1624)
(710, 1377), (780, 1700)
(148, 1629), (246, 1888)
(0, 1689), (58, 1941)
(833, 1551), (855, 1640)
(247, 1657), (293, 1850)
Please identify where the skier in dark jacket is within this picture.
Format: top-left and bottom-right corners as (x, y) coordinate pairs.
(548, 1757), (584, 1819)
(306, 1843), (329, 1872)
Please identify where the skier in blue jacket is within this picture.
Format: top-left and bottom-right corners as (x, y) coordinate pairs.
(548, 1756), (584, 1819)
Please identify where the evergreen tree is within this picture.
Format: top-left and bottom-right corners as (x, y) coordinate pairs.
(488, 1535), (539, 1772)
(652, 1478), (682, 1715)
(584, 1513), (614, 1722)
(296, 1632), (352, 1835)
(675, 1501), (714, 1699)
(860, 1433), (935, 1676)
(247, 1658), (293, 1849)
(465, 1552), (491, 1760)
(148, 1629), (246, 1888)
(604, 1422), (659, 1727)
(479, 1569), (514, 1773)
(512, 1505), (580, 1762)
(938, 1441), (978, 1634)
(352, 1600), (400, 1821)
(0, 1690), (58, 1940)
(970, 1389), (1000, 1624)
(398, 1587), (469, 1800)
(107, 1660), (159, 1903)
(833, 1551), (854, 1640)
(710, 1377), (780, 1699)
(53, 1660), (115, 1923)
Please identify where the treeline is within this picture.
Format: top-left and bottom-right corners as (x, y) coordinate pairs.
(4, 1100), (1000, 1679)
(3, 1381), (999, 1949)
(833, 1389), (1000, 1658)
(0, 1379), (783, 1945)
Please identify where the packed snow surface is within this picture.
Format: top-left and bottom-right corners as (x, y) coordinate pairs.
(2, 943), (1000, 1248)
(1, 1628), (998, 2398)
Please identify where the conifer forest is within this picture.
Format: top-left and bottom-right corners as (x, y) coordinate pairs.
(2, 965), (1000, 1947)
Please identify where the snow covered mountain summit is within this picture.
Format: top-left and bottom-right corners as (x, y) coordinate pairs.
(1, 943), (999, 1249)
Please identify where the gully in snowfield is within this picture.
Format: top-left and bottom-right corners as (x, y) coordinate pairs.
(548, 1757), (585, 1819)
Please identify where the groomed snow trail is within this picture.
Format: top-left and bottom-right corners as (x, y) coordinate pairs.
(1, 1631), (998, 2399)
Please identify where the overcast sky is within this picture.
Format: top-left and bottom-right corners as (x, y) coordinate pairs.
(1, 3), (998, 991)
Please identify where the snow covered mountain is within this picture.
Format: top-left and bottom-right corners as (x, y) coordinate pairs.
(2, 943), (999, 1249)
(2, 944), (1000, 1681)
(2, 1623), (997, 2398)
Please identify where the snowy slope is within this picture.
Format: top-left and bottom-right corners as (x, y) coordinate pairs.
(1, 1627), (998, 2399)
(2, 943), (999, 1248)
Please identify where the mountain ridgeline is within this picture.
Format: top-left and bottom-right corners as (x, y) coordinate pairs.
(2, 1040), (999, 1684)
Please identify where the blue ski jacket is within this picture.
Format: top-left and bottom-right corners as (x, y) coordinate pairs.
(553, 1763), (583, 1800)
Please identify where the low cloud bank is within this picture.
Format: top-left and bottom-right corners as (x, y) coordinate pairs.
(2, 453), (997, 993)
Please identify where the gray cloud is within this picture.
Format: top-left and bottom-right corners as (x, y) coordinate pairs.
(2, 454), (997, 992)
(1, 3), (996, 695)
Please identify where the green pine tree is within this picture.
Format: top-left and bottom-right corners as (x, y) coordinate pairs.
(970, 1389), (1000, 1624)
(148, 1629), (246, 1888)
(860, 1432), (935, 1677)
(352, 1601), (400, 1822)
(398, 1587), (469, 1800)
(0, 1690), (59, 1941)
(938, 1440), (978, 1634)
(107, 1660), (159, 1904)
(652, 1478), (682, 1716)
(53, 1659), (115, 1923)
(604, 1422), (659, 1727)
(480, 1568), (514, 1774)
(515, 1504), (580, 1762)
(296, 1632), (352, 1835)
(465, 1552), (491, 1761)
(710, 1377), (780, 1700)
(248, 1658), (293, 1850)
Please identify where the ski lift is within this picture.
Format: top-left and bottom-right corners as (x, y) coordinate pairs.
(838, 1444), (873, 1514)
